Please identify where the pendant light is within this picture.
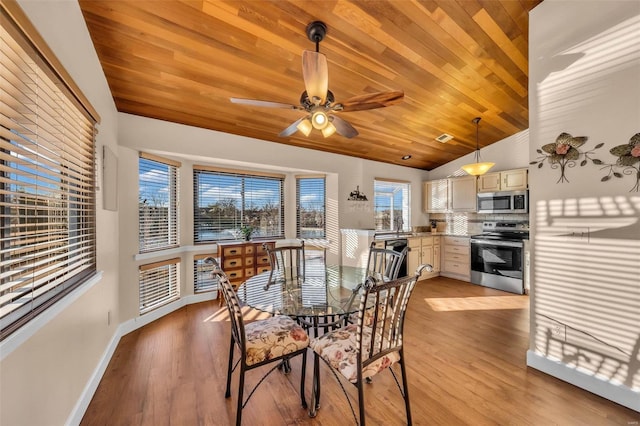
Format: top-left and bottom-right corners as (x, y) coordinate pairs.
(461, 117), (495, 176)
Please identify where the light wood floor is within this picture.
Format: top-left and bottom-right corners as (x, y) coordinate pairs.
(81, 277), (638, 425)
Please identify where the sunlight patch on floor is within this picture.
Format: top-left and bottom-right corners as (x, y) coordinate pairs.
(424, 296), (528, 312)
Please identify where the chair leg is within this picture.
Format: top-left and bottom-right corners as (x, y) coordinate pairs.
(399, 356), (413, 425)
(309, 353), (321, 417)
(300, 350), (308, 409)
(236, 365), (245, 426)
(225, 336), (235, 398)
(357, 378), (366, 426)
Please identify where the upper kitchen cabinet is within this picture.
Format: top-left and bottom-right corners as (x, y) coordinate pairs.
(477, 168), (528, 193)
(423, 176), (477, 213)
(448, 176), (477, 212)
(423, 179), (449, 213)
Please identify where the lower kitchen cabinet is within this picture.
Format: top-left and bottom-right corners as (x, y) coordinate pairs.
(440, 236), (470, 281)
(407, 236), (440, 279)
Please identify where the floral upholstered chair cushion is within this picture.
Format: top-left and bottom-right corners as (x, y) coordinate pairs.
(244, 315), (309, 366)
(309, 323), (400, 383)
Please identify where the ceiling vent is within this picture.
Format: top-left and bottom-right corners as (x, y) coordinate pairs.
(435, 133), (454, 143)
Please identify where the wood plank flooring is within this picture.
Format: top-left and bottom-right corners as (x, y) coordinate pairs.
(81, 277), (639, 425)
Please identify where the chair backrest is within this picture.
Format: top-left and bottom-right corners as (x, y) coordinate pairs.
(365, 242), (408, 281)
(356, 264), (432, 370)
(264, 241), (305, 283)
(212, 268), (246, 354)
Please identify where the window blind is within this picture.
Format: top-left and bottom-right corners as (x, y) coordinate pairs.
(139, 258), (180, 314)
(193, 167), (284, 242)
(1, 7), (97, 339)
(138, 153), (179, 252)
(296, 176), (326, 238)
(193, 254), (218, 293)
(374, 179), (411, 231)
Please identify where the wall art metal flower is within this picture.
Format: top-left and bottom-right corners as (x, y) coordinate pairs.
(600, 133), (640, 192)
(530, 132), (603, 183)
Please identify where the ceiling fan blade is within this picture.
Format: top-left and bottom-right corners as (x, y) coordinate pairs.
(331, 115), (359, 139)
(339, 90), (404, 112)
(278, 117), (306, 137)
(230, 97), (300, 110)
(302, 50), (328, 104)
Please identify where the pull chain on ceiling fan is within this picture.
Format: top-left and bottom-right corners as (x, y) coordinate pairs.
(230, 21), (404, 139)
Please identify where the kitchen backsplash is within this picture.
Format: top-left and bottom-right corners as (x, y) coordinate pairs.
(429, 212), (529, 235)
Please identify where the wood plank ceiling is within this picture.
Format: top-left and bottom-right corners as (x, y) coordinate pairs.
(79, 0), (542, 170)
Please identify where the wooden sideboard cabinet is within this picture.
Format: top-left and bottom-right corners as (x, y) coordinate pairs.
(217, 240), (275, 288)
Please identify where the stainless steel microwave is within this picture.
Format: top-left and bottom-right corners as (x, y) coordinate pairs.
(477, 190), (528, 214)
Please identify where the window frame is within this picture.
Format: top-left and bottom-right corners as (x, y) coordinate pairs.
(138, 152), (180, 253)
(373, 179), (411, 232)
(193, 165), (285, 243)
(0, 3), (99, 340)
(296, 175), (326, 239)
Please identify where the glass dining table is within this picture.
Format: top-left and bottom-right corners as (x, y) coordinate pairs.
(236, 264), (370, 335)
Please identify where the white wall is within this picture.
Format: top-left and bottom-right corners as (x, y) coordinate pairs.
(0, 1), (121, 425)
(527, 0), (640, 411)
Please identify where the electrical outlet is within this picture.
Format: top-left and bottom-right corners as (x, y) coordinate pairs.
(565, 227), (590, 242)
(550, 321), (566, 341)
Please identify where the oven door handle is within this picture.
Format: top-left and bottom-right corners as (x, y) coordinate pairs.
(471, 239), (523, 248)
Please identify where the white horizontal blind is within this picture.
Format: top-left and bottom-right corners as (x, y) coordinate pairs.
(193, 254), (218, 293)
(374, 179), (411, 231)
(296, 176), (326, 238)
(139, 258), (180, 314)
(138, 154), (179, 252)
(193, 167), (284, 242)
(1, 10), (97, 339)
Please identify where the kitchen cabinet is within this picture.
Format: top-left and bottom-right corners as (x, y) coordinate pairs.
(440, 236), (470, 281)
(424, 176), (476, 212)
(423, 179), (449, 213)
(218, 240), (275, 288)
(407, 236), (440, 279)
(477, 168), (528, 193)
(449, 176), (477, 212)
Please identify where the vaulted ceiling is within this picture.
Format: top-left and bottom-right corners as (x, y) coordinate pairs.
(79, 0), (542, 170)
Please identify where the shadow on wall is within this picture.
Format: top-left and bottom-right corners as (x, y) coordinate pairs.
(532, 195), (640, 391)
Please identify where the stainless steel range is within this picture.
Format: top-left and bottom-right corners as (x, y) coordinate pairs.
(470, 222), (529, 294)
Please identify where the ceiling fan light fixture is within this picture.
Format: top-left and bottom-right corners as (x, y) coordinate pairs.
(321, 121), (336, 138)
(297, 118), (313, 136)
(311, 111), (329, 129)
(462, 117), (495, 176)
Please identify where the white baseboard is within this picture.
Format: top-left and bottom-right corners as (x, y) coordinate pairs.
(66, 291), (218, 425)
(526, 350), (639, 413)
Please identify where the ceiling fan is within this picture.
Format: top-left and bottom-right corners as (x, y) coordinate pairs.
(230, 21), (404, 139)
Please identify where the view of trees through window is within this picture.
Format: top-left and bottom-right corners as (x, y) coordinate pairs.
(138, 156), (179, 252)
(194, 169), (284, 242)
(296, 177), (326, 238)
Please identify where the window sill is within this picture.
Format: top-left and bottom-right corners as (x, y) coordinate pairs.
(134, 244), (218, 262)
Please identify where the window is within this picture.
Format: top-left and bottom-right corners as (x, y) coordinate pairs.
(139, 258), (180, 314)
(296, 175), (326, 238)
(374, 179), (410, 231)
(193, 166), (284, 242)
(193, 255), (218, 293)
(138, 153), (179, 252)
(1, 5), (99, 339)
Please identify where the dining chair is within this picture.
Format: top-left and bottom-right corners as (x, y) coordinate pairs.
(365, 241), (408, 280)
(264, 241), (306, 284)
(212, 266), (310, 426)
(308, 264), (432, 425)
(344, 242), (409, 321)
